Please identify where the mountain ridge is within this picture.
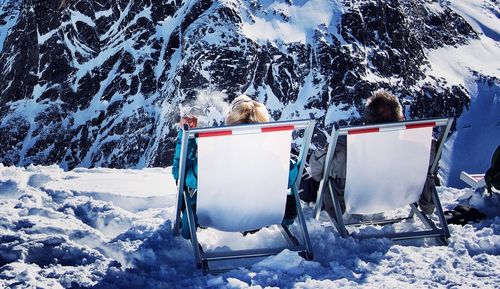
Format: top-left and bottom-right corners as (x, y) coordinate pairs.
(0, 0), (495, 170)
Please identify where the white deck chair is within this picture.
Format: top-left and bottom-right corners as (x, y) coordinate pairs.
(460, 172), (486, 189)
(313, 118), (454, 245)
(173, 119), (314, 273)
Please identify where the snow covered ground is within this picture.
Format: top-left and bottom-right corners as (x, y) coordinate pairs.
(0, 1), (499, 287)
(0, 165), (499, 288)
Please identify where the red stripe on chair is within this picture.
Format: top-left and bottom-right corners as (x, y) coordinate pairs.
(348, 128), (380, 135)
(406, 122), (436, 129)
(261, 125), (295, 133)
(197, 130), (232, 138)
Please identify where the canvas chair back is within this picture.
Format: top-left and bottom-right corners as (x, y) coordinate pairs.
(196, 127), (292, 232)
(313, 118), (454, 244)
(173, 119), (315, 273)
(344, 124), (433, 214)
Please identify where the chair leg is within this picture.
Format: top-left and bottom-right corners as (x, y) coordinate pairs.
(173, 129), (190, 236)
(411, 204), (438, 230)
(410, 203), (448, 245)
(430, 181), (451, 239)
(313, 180), (326, 220)
(280, 224), (300, 246)
(292, 186), (314, 260)
(328, 179), (348, 238)
(173, 189), (184, 236)
(184, 191), (203, 268)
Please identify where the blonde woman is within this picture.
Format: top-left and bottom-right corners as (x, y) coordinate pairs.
(224, 95), (270, 125)
(172, 95), (298, 238)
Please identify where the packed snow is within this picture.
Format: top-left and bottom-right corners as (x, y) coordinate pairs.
(1, 0), (499, 287)
(0, 165), (499, 288)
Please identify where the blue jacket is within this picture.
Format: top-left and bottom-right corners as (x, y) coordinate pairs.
(171, 130), (299, 190)
(172, 130), (199, 189)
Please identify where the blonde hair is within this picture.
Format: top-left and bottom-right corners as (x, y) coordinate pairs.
(225, 95), (270, 125)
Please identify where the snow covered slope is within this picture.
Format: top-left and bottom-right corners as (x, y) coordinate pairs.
(432, 0), (500, 187)
(0, 165), (499, 288)
(0, 0), (495, 172)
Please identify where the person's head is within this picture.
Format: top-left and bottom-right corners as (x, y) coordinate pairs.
(225, 95), (270, 125)
(363, 90), (404, 124)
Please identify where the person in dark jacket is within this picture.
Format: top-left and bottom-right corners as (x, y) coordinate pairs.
(173, 95), (299, 239)
(302, 90), (436, 217)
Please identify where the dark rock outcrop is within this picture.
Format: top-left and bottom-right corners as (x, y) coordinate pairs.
(0, 0), (480, 169)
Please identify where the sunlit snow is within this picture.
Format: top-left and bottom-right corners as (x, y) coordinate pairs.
(0, 165), (498, 288)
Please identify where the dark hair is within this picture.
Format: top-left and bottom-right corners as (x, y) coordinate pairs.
(363, 90), (404, 124)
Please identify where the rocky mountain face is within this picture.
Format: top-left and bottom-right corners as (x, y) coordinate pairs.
(0, 0), (484, 169)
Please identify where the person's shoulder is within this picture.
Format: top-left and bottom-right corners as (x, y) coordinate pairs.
(335, 135), (347, 150)
(312, 148), (326, 159)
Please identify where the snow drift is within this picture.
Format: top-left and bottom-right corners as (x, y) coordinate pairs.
(0, 165), (499, 288)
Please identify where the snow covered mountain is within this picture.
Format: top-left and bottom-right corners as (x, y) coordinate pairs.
(0, 0), (498, 170)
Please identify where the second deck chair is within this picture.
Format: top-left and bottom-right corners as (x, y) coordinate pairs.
(313, 118), (454, 245)
(460, 172), (486, 189)
(173, 119), (315, 273)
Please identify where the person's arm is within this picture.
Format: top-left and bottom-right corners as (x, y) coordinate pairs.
(330, 136), (347, 179)
(288, 161), (299, 189)
(309, 148), (327, 181)
(184, 142), (198, 189)
(172, 116), (199, 189)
